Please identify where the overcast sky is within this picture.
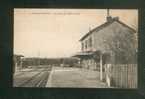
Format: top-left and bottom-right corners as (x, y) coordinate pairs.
(14, 9), (138, 58)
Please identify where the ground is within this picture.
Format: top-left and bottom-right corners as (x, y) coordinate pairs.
(14, 66), (109, 88)
(13, 66), (50, 87)
(46, 67), (108, 88)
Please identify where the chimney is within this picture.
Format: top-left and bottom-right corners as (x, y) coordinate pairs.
(107, 16), (113, 22)
(114, 17), (119, 21)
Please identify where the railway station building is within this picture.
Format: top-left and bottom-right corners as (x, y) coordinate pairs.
(74, 14), (137, 88)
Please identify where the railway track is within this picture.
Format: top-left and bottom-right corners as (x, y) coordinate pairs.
(14, 67), (51, 87)
(14, 68), (42, 77)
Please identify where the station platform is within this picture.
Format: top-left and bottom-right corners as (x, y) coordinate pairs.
(46, 66), (108, 88)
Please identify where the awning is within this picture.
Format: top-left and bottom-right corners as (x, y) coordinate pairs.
(72, 51), (94, 58)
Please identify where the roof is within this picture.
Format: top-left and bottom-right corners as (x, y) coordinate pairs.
(72, 51), (94, 58)
(79, 18), (136, 41)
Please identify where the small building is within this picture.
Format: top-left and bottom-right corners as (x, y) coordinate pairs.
(74, 14), (137, 87)
(13, 54), (24, 73)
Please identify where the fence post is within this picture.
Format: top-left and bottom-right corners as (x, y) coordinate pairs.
(105, 64), (111, 87)
(100, 53), (103, 81)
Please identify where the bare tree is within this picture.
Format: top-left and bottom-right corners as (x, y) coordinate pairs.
(103, 27), (137, 64)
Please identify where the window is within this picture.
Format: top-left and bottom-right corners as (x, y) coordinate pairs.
(81, 43), (84, 51)
(89, 37), (92, 47)
(85, 40), (87, 49)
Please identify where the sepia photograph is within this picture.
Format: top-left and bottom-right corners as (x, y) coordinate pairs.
(13, 9), (138, 88)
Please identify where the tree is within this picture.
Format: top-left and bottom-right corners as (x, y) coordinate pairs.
(103, 27), (137, 64)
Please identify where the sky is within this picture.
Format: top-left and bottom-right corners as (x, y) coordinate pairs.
(14, 9), (138, 58)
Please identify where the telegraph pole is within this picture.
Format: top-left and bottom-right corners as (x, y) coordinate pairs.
(38, 51), (40, 66)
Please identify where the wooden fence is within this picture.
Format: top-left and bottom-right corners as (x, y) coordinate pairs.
(105, 64), (137, 88)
